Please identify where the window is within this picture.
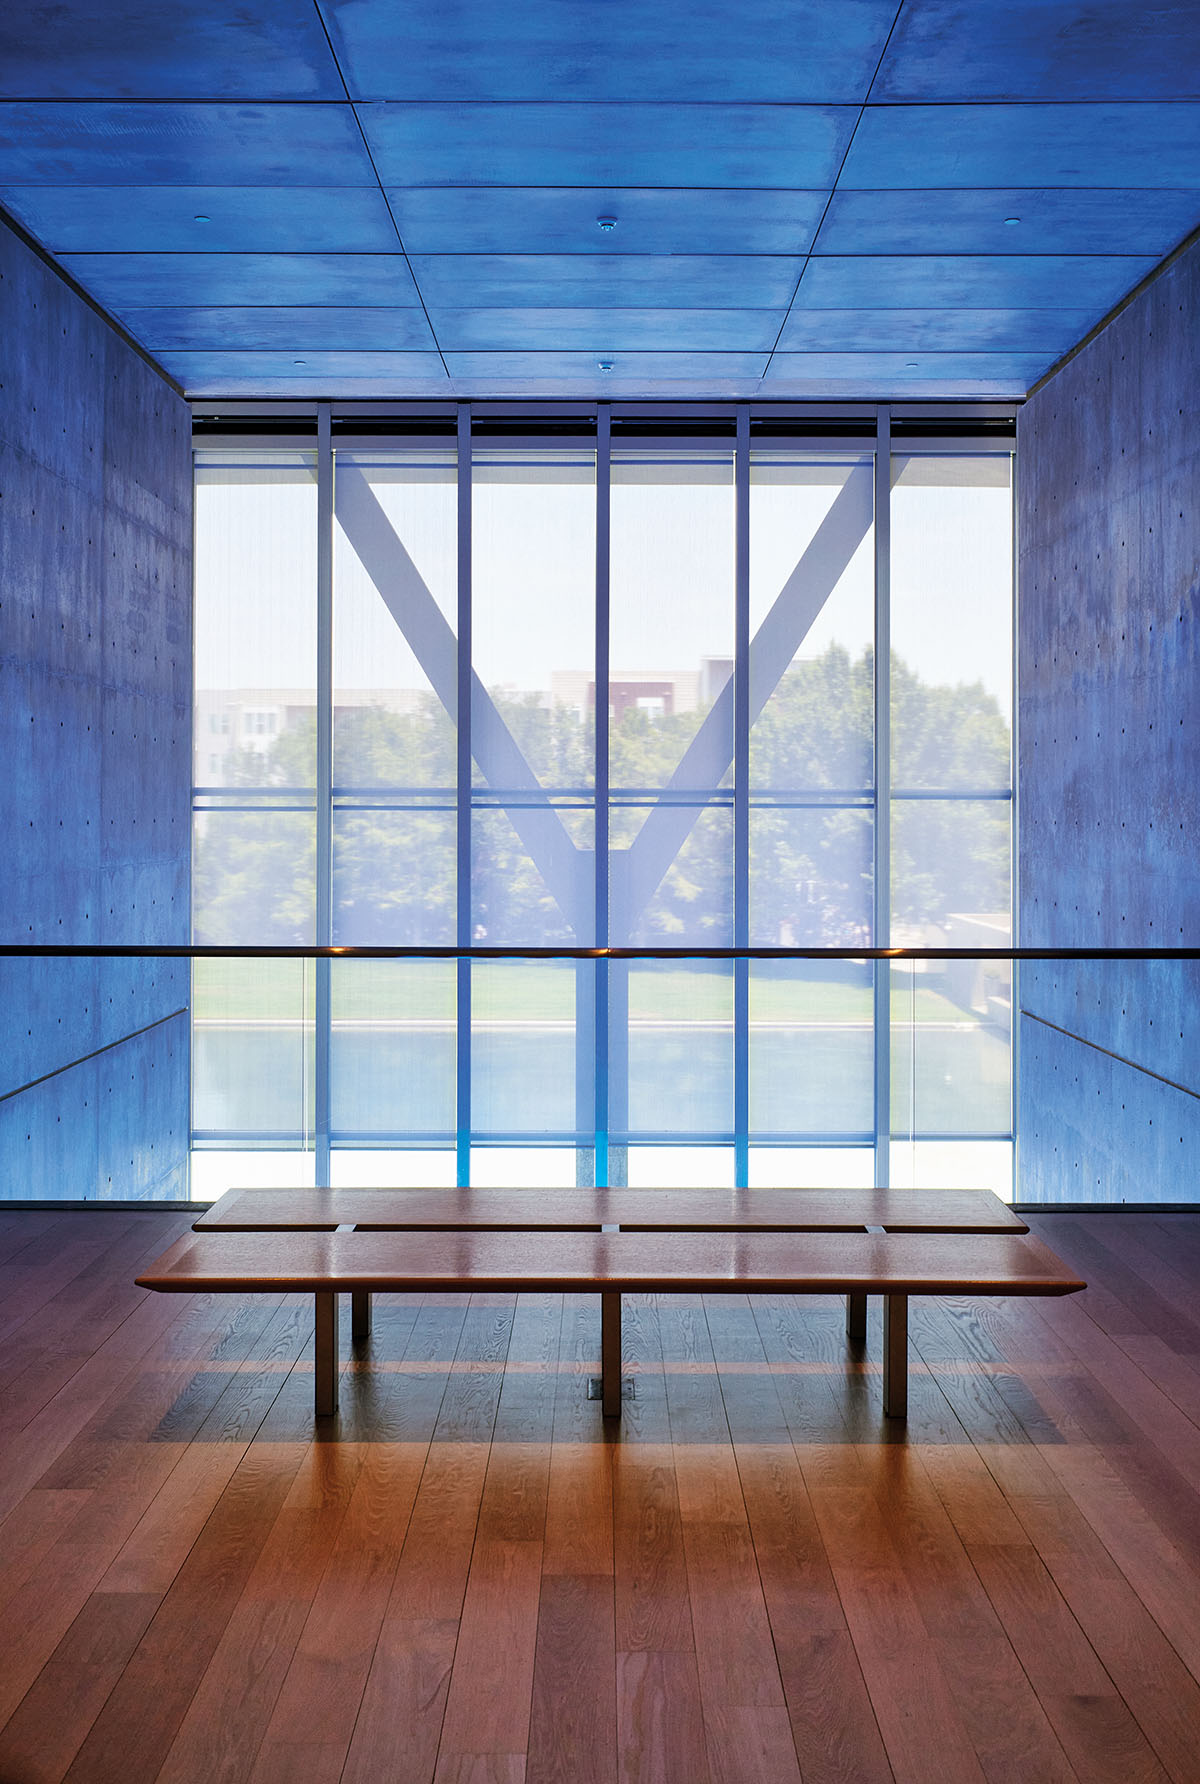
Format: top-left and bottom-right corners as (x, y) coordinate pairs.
(191, 417), (1013, 1195)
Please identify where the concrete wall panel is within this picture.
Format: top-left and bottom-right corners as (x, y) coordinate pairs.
(1019, 231), (1200, 1201)
(0, 215), (191, 1198)
(0, 1008), (187, 1200)
(1019, 1010), (1200, 1205)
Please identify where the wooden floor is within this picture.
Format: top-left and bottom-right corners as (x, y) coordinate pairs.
(2, 1210), (1200, 1783)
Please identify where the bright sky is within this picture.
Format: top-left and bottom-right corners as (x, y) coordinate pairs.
(194, 450), (1013, 722)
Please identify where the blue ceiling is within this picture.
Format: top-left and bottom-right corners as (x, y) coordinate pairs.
(1, 1), (1198, 401)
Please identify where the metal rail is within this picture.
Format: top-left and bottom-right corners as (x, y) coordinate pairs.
(2, 946), (1198, 962)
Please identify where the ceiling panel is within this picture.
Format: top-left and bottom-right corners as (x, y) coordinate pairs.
(323, 0), (897, 101)
(0, 2), (344, 99)
(408, 254), (804, 309)
(874, 1), (1200, 101)
(1, 1), (1198, 400)
(762, 354), (1044, 395)
(793, 254), (1160, 310)
(180, 367), (454, 399)
(429, 309), (781, 351)
(765, 351), (1046, 387)
(442, 351), (771, 380)
(385, 187), (827, 255)
(842, 103), (1200, 189)
(0, 102), (375, 185)
(816, 188), (1200, 256)
(0, 186), (399, 253)
(120, 308), (438, 352)
(58, 253), (422, 308)
(361, 102), (857, 188)
(775, 307), (1095, 351)
(168, 351), (448, 384)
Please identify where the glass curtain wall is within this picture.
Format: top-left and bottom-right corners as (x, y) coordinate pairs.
(888, 452), (1014, 1189)
(191, 447), (318, 1196)
(191, 418), (1014, 1196)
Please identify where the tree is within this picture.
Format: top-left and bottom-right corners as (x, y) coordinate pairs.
(193, 647), (1012, 946)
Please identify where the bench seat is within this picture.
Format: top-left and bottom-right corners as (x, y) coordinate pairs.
(195, 1185), (1030, 1233)
(137, 1216), (1083, 1421)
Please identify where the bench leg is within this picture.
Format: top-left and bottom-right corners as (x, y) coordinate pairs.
(883, 1293), (908, 1420)
(845, 1292), (867, 1341)
(601, 1292), (622, 1418)
(351, 1289), (372, 1343)
(314, 1291), (339, 1418)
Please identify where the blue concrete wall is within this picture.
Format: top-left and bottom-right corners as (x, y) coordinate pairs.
(0, 214), (192, 1199)
(1018, 231), (1200, 1202)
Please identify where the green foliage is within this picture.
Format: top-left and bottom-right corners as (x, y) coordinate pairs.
(193, 647), (1011, 945)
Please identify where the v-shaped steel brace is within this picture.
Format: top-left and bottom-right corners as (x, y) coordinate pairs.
(335, 464), (873, 939)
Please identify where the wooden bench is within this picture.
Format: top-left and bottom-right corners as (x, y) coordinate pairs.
(137, 1186), (1084, 1421)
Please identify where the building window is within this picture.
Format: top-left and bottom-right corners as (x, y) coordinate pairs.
(191, 420), (1013, 1194)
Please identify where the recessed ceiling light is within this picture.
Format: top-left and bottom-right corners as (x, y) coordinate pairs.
(1004, 216), (1021, 226)
(596, 215), (617, 231)
(598, 360), (614, 372)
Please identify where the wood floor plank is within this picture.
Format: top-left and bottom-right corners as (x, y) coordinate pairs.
(386, 1440), (491, 1621)
(0, 1219), (148, 1348)
(543, 1439), (614, 1577)
(434, 1756), (525, 1784)
(658, 1295), (730, 1447)
(247, 1441), (427, 1783)
(341, 1617), (458, 1784)
(734, 1443), (894, 1784)
(489, 1294), (562, 1449)
(613, 1446), (694, 1655)
(0, 1590), (160, 1784)
(1011, 1489), (1200, 1784)
(0, 1210), (68, 1267)
(1030, 1436), (1200, 1680)
(433, 1294), (518, 1444)
(0, 1460), (196, 1728)
(477, 1438), (552, 1546)
(3, 1212), (1200, 1784)
(679, 1510), (786, 1713)
(435, 1538), (544, 1769)
(963, 1536), (1171, 1784)
(156, 1605), (315, 1784)
(1081, 1218), (1200, 1336)
(552, 1291), (603, 1446)
(526, 1573), (617, 1784)
(617, 1650), (711, 1784)
(1109, 1331), (1200, 1429)
(1014, 1307), (1200, 1573)
(61, 1441), (309, 1784)
(748, 1294), (867, 1444)
(98, 1439), (248, 1595)
(1037, 1220), (1200, 1354)
(153, 1445), (363, 1784)
(701, 1706), (803, 1784)
(618, 1294), (671, 1446)
(800, 1446), (990, 1784)
(0, 1486), (92, 1614)
(874, 1444), (1081, 1784)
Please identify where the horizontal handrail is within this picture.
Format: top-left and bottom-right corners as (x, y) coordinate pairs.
(0, 945), (1198, 963)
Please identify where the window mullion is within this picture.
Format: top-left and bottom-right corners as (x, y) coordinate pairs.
(873, 407), (892, 1188)
(314, 402), (333, 1182)
(734, 407), (750, 1188)
(595, 408), (611, 1185)
(456, 403), (472, 1187)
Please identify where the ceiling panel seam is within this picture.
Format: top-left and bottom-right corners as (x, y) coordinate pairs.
(763, 0), (907, 379)
(310, 0), (449, 380)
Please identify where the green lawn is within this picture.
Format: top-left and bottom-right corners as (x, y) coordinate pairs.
(192, 958), (985, 1026)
